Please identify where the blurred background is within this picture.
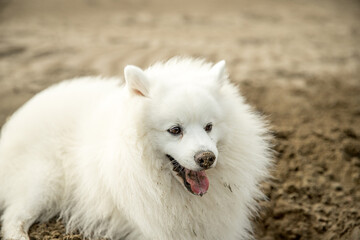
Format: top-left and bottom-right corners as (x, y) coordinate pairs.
(0, 0), (359, 239)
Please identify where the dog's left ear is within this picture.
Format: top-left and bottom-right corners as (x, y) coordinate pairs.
(210, 60), (227, 83)
(124, 65), (150, 97)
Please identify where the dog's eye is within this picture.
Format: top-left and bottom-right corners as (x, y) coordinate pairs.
(204, 123), (213, 132)
(167, 126), (182, 135)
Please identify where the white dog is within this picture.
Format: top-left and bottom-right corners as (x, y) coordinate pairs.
(0, 57), (271, 240)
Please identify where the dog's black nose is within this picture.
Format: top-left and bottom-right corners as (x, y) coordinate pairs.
(194, 151), (216, 169)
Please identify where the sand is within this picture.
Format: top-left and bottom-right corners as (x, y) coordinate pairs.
(0, 0), (359, 239)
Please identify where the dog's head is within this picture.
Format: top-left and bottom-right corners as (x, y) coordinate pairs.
(124, 59), (228, 196)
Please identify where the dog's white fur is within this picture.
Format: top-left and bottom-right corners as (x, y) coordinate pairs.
(0, 58), (271, 240)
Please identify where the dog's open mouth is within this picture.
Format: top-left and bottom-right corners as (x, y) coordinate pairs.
(166, 154), (209, 196)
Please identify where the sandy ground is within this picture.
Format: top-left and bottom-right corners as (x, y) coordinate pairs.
(0, 0), (359, 239)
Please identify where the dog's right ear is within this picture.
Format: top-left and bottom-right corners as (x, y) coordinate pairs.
(124, 65), (150, 97)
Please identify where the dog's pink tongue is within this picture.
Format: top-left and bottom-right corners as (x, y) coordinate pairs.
(185, 169), (209, 196)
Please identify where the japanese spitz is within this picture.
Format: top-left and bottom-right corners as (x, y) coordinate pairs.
(0, 58), (271, 240)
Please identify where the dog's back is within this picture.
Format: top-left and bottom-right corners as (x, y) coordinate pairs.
(0, 77), (121, 240)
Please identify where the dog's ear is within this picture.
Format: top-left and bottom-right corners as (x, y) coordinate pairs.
(124, 65), (150, 97)
(210, 60), (227, 83)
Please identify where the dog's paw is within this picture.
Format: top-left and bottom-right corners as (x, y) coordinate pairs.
(4, 236), (30, 240)
(2, 225), (30, 240)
